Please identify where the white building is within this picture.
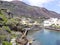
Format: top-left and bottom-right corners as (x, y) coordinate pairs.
(44, 18), (58, 26)
(56, 19), (60, 26)
(21, 17), (40, 25)
(44, 20), (52, 26)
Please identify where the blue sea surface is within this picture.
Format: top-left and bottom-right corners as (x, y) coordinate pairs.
(30, 29), (60, 45)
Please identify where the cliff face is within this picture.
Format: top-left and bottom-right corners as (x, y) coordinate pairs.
(0, 1), (60, 18)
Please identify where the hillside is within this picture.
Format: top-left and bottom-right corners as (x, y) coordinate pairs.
(0, 1), (60, 18)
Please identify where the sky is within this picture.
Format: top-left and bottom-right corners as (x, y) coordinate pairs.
(2, 0), (60, 13)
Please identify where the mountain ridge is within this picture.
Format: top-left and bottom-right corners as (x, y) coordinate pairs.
(0, 1), (60, 18)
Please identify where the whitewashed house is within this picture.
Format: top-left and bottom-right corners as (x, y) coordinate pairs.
(44, 18), (58, 26)
(21, 17), (40, 25)
(56, 19), (60, 26)
(44, 20), (51, 26)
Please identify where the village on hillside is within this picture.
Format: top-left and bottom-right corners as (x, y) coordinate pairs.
(44, 18), (60, 30)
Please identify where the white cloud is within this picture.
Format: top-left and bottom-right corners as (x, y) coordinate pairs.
(1, 0), (54, 7)
(57, 2), (60, 7)
(23, 0), (54, 7)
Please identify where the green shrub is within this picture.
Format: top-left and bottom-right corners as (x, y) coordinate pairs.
(2, 26), (11, 33)
(2, 41), (12, 45)
(0, 35), (6, 42)
(6, 18), (18, 27)
(0, 14), (8, 25)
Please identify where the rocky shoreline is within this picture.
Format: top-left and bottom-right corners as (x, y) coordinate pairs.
(45, 27), (60, 31)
